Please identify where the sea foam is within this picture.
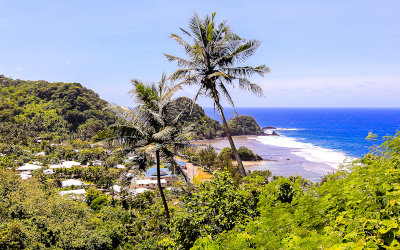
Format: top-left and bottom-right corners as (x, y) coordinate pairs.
(256, 135), (352, 169)
(275, 128), (304, 131)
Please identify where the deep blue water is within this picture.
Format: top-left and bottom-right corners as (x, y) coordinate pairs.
(204, 108), (400, 157)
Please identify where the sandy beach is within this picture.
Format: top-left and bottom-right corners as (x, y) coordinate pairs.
(193, 135), (347, 182)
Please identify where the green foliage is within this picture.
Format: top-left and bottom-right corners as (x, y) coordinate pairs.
(198, 146), (218, 171)
(219, 146), (262, 161)
(171, 97), (223, 139)
(0, 168), (138, 249)
(0, 75), (115, 145)
(219, 147), (234, 160)
(227, 115), (262, 136)
(194, 132), (400, 249)
(238, 146), (262, 161)
(171, 171), (258, 249)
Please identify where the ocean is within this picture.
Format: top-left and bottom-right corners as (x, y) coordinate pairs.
(202, 108), (400, 180)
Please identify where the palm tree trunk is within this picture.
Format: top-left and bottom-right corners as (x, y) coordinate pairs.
(156, 150), (170, 222)
(214, 100), (247, 178)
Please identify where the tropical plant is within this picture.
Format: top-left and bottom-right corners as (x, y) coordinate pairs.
(98, 74), (192, 222)
(165, 12), (269, 177)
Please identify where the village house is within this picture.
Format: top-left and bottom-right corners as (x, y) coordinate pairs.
(135, 179), (166, 189)
(144, 167), (179, 185)
(61, 179), (86, 188)
(50, 161), (81, 169)
(17, 163), (42, 175)
(59, 189), (86, 196)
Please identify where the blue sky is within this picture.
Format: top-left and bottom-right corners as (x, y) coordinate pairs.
(1, 0), (399, 107)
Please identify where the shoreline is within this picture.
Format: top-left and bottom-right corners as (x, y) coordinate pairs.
(192, 135), (347, 182)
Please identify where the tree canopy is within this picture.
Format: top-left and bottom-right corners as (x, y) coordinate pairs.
(0, 75), (116, 144)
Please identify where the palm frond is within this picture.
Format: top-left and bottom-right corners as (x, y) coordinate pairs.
(238, 78), (264, 97)
(170, 33), (194, 54)
(217, 82), (236, 108)
(228, 39), (261, 63)
(222, 65), (269, 78)
(168, 68), (193, 80)
(153, 126), (175, 141)
(163, 54), (197, 68)
(208, 71), (231, 81)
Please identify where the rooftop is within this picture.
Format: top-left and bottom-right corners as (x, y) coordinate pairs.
(145, 167), (174, 178)
(59, 189), (86, 196)
(17, 163), (42, 171)
(136, 179), (166, 185)
(61, 179), (86, 187)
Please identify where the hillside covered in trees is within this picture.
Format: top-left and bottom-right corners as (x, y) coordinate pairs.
(0, 75), (116, 144)
(172, 97), (263, 139)
(0, 76), (262, 144)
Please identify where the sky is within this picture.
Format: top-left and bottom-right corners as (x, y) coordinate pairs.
(0, 0), (399, 107)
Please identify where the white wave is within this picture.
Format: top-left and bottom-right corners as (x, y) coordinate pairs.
(274, 128), (304, 131)
(256, 135), (352, 169)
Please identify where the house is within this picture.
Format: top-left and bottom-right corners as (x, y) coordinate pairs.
(43, 169), (54, 175)
(20, 172), (32, 180)
(59, 189), (86, 196)
(112, 185), (121, 193)
(50, 161), (81, 169)
(92, 160), (102, 166)
(61, 179), (86, 188)
(49, 164), (62, 169)
(59, 189), (86, 200)
(135, 179), (166, 189)
(62, 161), (81, 168)
(17, 163), (42, 173)
(145, 167), (178, 185)
(131, 187), (151, 195)
(164, 160), (187, 170)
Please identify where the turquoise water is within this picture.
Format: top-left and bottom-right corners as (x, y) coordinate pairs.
(204, 108), (400, 158)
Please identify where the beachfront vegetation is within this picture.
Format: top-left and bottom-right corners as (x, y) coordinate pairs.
(228, 115), (262, 136)
(165, 12), (269, 177)
(191, 133), (400, 249)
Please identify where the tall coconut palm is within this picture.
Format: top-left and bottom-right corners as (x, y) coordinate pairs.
(99, 74), (191, 222)
(164, 12), (269, 177)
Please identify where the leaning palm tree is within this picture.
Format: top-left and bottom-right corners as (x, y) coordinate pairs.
(164, 12), (269, 177)
(99, 74), (191, 222)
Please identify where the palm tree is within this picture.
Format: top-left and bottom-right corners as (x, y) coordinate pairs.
(99, 74), (191, 222)
(164, 12), (269, 177)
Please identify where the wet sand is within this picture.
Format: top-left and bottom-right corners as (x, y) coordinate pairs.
(193, 136), (338, 182)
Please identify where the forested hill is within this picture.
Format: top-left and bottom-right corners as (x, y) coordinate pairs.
(171, 97), (224, 139)
(171, 97), (263, 139)
(0, 75), (116, 144)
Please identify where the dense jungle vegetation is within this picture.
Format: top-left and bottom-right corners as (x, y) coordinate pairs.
(0, 75), (116, 144)
(1, 132), (400, 249)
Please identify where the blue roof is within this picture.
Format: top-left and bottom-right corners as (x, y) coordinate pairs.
(145, 167), (173, 178)
(164, 161), (186, 168)
(177, 160), (186, 166)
